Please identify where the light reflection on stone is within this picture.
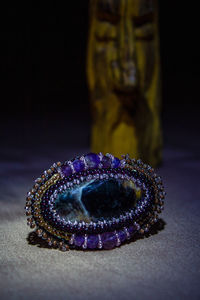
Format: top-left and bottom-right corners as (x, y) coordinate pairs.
(54, 178), (143, 223)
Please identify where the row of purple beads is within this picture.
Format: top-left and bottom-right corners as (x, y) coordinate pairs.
(69, 223), (139, 250)
(60, 152), (121, 177)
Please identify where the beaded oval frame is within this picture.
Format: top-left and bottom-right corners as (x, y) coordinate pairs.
(25, 153), (166, 251)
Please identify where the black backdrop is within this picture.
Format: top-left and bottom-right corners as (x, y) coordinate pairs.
(0, 1), (199, 141)
(0, 1), (89, 116)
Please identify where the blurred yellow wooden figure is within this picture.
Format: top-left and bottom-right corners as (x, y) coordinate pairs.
(87, 0), (162, 167)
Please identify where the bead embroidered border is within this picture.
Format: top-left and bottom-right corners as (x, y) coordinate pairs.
(25, 153), (166, 251)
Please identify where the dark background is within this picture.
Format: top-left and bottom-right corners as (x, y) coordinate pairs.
(0, 1), (89, 116)
(0, 1), (199, 153)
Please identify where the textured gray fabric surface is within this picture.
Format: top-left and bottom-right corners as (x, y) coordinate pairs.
(0, 119), (200, 300)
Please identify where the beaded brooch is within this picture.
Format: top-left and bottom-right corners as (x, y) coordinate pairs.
(25, 153), (165, 251)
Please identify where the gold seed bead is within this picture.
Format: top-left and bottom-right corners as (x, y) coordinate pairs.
(60, 245), (69, 252)
(34, 183), (39, 189)
(47, 237), (53, 246)
(36, 229), (43, 236)
(42, 232), (47, 239)
(53, 240), (58, 247)
(59, 242), (69, 251)
(154, 198), (159, 204)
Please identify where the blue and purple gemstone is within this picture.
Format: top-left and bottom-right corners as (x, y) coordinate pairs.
(128, 225), (136, 237)
(87, 234), (99, 249)
(61, 164), (72, 177)
(118, 229), (127, 243)
(112, 157), (120, 168)
(74, 234), (85, 247)
(73, 159), (85, 172)
(102, 156), (112, 168)
(101, 232), (117, 250)
(84, 153), (100, 169)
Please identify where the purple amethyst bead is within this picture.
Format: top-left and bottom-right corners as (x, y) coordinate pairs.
(101, 232), (117, 250)
(112, 157), (120, 168)
(74, 234), (85, 247)
(118, 229), (126, 243)
(128, 225), (136, 237)
(61, 164), (72, 177)
(87, 234), (99, 249)
(84, 153), (100, 169)
(73, 159), (85, 172)
(102, 156), (112, 168)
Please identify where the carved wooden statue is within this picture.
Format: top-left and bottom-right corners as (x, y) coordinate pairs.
(87, 0), (162, 166)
